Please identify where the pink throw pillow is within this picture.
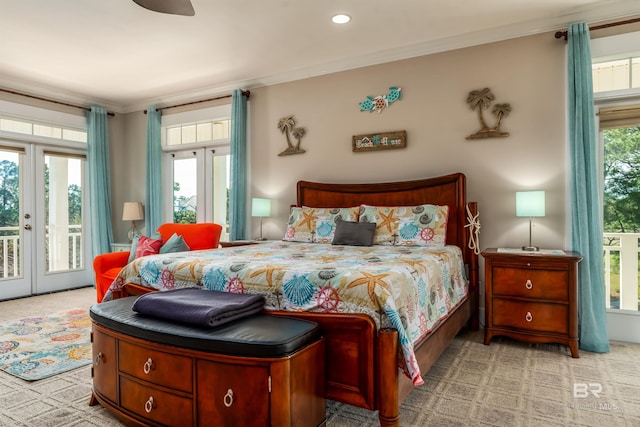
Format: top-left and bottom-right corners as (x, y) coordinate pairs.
(135, 235), (163, 259)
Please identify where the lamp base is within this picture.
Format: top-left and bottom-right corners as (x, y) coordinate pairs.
(128, 221), (138, 243)
(522, 246), (540, 251)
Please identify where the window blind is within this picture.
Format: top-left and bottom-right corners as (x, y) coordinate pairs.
(597, 104), (640, 130)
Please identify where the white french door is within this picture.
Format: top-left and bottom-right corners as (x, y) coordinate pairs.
(164, 147), (230, 241)
(35, 146), (92, 293)
(0, 143), (33, 299)
(0, 142), (92, 300)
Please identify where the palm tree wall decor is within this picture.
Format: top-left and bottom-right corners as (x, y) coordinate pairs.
(277, 115), (306, 156)
(465, 88), (511, 139)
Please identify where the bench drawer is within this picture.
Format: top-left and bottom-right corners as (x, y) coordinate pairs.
(196, 360), (270, 426)
(120, 376), (193, 425)
(91, 327), (117, 402)
(119, 340), (193, 393)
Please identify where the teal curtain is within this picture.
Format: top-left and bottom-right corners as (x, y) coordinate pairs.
(567, 22), (610, 353)
(229, 90), (248, 240)
(146, 106), (163, 234)
(87, 106), (113, 258)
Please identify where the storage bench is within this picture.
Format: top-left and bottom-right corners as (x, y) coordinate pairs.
(89, 296), (326, 427)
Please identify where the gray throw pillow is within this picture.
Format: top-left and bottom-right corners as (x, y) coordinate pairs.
(159, 233), (191, 254)
(332, 220), (376, 246)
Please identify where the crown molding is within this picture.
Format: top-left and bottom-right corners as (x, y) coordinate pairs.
(0, 73), (124, 114)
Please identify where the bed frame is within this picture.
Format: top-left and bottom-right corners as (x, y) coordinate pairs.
(117, 172), (479, 427)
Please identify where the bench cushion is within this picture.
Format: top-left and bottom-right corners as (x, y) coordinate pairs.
(90, 296), (321, 358)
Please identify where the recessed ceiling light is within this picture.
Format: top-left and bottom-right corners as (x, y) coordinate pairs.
(331, 14), (351, 24)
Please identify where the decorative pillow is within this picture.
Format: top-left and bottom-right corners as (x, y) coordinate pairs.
(134, 235), (163, 258)
(358, 205), (399, 245)
(127, 235), (139, 263)
(159, 233), (191, 254)
(283, 206), (359, 243)
(331, 220), (376, 246)
(358, 204), (449, 246)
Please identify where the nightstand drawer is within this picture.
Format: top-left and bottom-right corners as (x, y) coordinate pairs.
(492, 267), (569, 301)
(493, 298), (568, 334)
(111, 242), (132, 252)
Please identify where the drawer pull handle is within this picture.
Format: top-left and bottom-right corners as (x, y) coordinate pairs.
(525, 311), (533, 322)
(143, 357), (153, 374)
(94, 352), (103, 366)
(525, 279), (533, 290)
(144, 396), (154, 413)
(224, 389), (234, 407)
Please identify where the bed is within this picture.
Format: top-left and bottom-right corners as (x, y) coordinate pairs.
(104, 172), (479, 427)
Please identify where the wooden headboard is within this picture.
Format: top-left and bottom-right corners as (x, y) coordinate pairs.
(297, 172), (467, 253)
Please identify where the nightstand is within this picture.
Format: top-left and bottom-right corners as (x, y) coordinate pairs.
(481, 248), (582, 357)
(111, 242), (132, 252)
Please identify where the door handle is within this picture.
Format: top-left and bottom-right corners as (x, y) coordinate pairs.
(24, 224), (32, 230)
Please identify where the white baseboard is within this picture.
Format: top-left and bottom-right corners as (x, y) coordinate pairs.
(606, 310), (640, 344)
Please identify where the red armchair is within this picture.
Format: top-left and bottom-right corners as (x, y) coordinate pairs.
(93, 223), (223, 302)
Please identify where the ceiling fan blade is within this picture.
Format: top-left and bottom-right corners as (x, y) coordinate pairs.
(133, 0), (195, 16)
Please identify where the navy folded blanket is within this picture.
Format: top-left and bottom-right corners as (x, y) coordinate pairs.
(131, 288), (265, 328)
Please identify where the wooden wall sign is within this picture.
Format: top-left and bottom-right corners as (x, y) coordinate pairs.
(352, 130), (406, 152)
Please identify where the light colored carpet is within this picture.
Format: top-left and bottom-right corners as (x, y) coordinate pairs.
(1, 287), (639, 426)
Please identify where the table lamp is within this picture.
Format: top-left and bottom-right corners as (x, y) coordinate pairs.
(251, 198), (271, 241)
(122, 202), (144, 243)
(516, 191), (545, 251)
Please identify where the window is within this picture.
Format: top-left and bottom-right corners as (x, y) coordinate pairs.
(165, 119), (230, 146)
(591, 31), (640, 96)
(0, 117), (87, 143)
(162, 104), (232, 241)
(595, 88), (640, 312)
(592, 57), (640, 93)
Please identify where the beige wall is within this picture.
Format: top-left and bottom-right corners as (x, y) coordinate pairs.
(249, 32), (568, 253)
(111, 111), (147, 240)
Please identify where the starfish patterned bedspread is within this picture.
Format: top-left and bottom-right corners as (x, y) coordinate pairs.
(103, 241), (468, 386)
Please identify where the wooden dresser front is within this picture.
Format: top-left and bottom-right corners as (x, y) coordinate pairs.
(90, 323), (326, 427)
(482, 248), (582, 357)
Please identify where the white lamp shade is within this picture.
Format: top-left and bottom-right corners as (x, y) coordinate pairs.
(516, 191), (545, 217)
(122, 202), (144, 221)
(251, 198), (271, 217)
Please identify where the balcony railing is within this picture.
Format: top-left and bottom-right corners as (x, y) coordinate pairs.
(603, 232), (640, 311)
(0, 225), (83, 279)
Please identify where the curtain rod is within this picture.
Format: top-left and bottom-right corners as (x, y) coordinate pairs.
(0, 88), (115, 116)
(144, 90), (251, 114)
(555, 16), (640, 40)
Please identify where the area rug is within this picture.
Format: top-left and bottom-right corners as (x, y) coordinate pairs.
(0, 308), (91, 380)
